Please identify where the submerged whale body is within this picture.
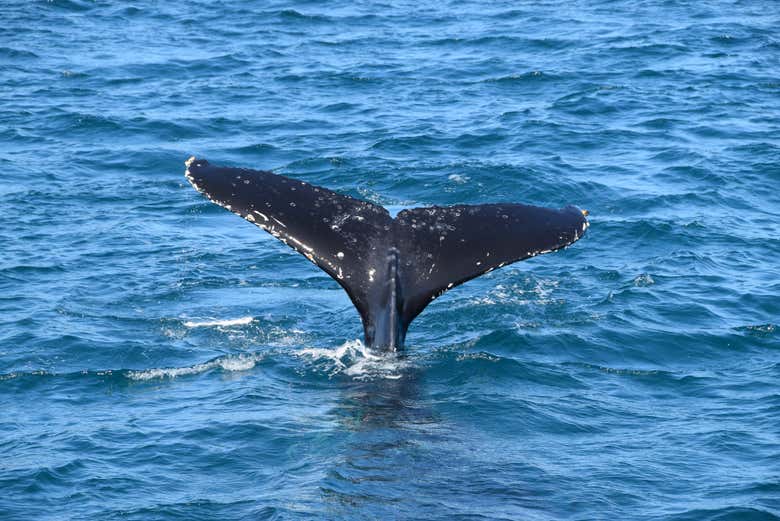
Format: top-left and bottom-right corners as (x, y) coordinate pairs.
(185, 157), (589, 350)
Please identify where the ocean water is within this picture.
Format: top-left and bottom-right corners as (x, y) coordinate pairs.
(1, 1), (779, 519)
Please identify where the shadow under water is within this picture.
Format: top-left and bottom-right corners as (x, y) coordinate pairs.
(320, 364), (450, 517)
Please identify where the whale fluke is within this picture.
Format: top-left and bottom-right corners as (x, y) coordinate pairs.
(185, 157), (588, 350)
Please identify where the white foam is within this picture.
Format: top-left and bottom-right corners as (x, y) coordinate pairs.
(633, 273), (655, 287)
(448, 173), (470, 184)
(183, 317), (254, 328)
(127, 353), (263, 380)
(468, 280), (560, 306)
(297, 339), (408, 380)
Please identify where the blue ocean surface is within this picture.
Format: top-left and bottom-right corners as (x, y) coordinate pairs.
(1, 1), (779, 519)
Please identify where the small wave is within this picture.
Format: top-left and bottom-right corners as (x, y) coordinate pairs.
(127, 353), (264, 381)
(46, 0), (94, 12)
(467, 280), (561, 307)
(633, 273), (655, 287)
(483, 70), (557, 83)
(734, 324), (776, 337)
(183, 317), (254, 328)
(227, 143), (279, 156)
(0, 47), (39, 59)
(297, 340), (408, 380)
(0, 370), (49, 381)
(278, 9), (330, 22)
(448, 173), (470, 184)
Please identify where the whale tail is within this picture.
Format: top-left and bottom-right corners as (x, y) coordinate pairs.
(185, 157), (588, 348)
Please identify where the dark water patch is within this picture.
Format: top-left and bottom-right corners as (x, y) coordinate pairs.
(0, 46), (39, 60)
(426, 349), (588, 390)
(104, 76), (147, 86)
(638, 117), (687, 130)
(667, 507), (780, 521)
(633, 68), (687, 79)
(277, 8), (332, 23)
(112, 5), (144, 17)
(480, 70), (564, 85)
(608, 42), (690, 58)
(42, 0), (95, 12)
(318, 101), (360, 112)
(552, 93), (627, 118)
(709, 34), (753, 47)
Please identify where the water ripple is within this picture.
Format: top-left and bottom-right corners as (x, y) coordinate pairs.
(2, 0), (779, 519)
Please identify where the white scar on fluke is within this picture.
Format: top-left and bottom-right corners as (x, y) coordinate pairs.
(184, 156), (589, 350)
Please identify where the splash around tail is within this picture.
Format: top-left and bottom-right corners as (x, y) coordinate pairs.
(298, 339), (410, 380)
